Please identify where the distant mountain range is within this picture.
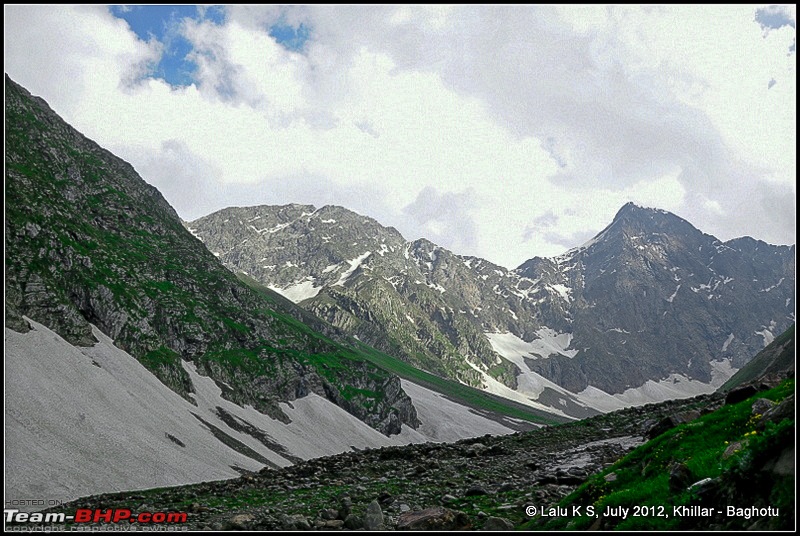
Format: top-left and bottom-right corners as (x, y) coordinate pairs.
(189, 200), (795, 417)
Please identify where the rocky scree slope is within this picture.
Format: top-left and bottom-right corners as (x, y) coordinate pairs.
(33, 388), (773, 531)
(4, 75), (416, 435)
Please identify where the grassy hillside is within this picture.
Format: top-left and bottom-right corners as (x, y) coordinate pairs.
(524, 379), (795, 531)
(719, 325), (795, 392)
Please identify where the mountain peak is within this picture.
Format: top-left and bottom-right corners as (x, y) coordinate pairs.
(612, 201), (661, 221)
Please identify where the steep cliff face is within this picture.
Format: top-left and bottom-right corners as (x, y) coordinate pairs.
(4, 74), (418, 434)
(190, 201), (794, 408)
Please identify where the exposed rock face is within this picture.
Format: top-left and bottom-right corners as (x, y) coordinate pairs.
(189, 201), (794, 399)
(4, 75), (417, 435)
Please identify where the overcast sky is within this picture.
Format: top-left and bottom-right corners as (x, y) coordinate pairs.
(4, 5), (796, 269)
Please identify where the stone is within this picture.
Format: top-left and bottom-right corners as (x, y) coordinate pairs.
(722, 440), (748, 460)
(497, 482), (515, 493)
(751, 398), (776, 416)
(226, 514), (254, 530)
(321, 508), (339, 520)
(647, 410), (701, 439)
(465, 486), (489, 497)
(364, 500), (384, 531)
(482, 516), (515, 531)
(725, 385), (759, 406)
(344, 514), (363, 530)
(397, 507), (470, 531)
(669, 463), (693, 493)
(757, 395), (794, 429)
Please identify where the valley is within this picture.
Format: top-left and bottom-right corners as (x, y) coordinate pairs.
(4, 71), (795, 532)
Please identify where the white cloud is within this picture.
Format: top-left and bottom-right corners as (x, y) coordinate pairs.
(3, 5), (795, 269)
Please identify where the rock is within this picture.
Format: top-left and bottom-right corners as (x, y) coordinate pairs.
(321, 508), (339, 520)
(344, 514), (363, 530)
(324, 520), (345, 529)
(647, 410), (701, 439)
(687, 477), (718, 503)
(338, 495), (353, 520)
(669, 463), (693, 493)
(397, 507), (470, 531)
(378, 491), (394, 506)
(725, 385), (759, 405)
(604, 472), (618, 482)
(722, 440), (748, 460)
(761, 445), (794, 477)
(466, 443), (488, 457)
(226, 514), (254, 530)
(757, 395), (794, 429)
(441, 494), (458, 504)
(497, 482), (515, 493)
(281, 514), (311, 531)
(751, 398), (776, 416)
(465, 486), (489, 497)
(364, 500), (384, 531)
(482, 516), (515, 530)
(399, 503), (411, 513)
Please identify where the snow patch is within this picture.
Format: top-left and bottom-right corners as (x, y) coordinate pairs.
(761, 278), (785, 293)
(755, 327), (775, 347)
(399, 380), (515, 441)
(464, 362), (573, 420)
(547, 284), (573, 302)
(486, 330), (578, 362)
(613, 360), (736, 406)
(334, 252), (372, 286)
(667, 284), (681, 303)
(268, 279), (321, 303)
(721, 333), (734, 352)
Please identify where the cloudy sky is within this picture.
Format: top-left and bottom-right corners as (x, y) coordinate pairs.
(4, 5), (796, 269)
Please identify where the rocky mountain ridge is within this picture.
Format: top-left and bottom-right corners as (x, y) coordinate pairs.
(4, 74), (418, 434)
(189, 201), (795, 416)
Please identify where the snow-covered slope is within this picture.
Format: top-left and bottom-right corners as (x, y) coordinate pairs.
(5, 319), (515, 510)
(486, 331), (738, 414)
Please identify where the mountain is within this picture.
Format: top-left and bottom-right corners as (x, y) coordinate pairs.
(4, 75), (558, 507)
(189, 202), (795, 416)
(718, 324), (795, 392)
(4, 74), (419, 433)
